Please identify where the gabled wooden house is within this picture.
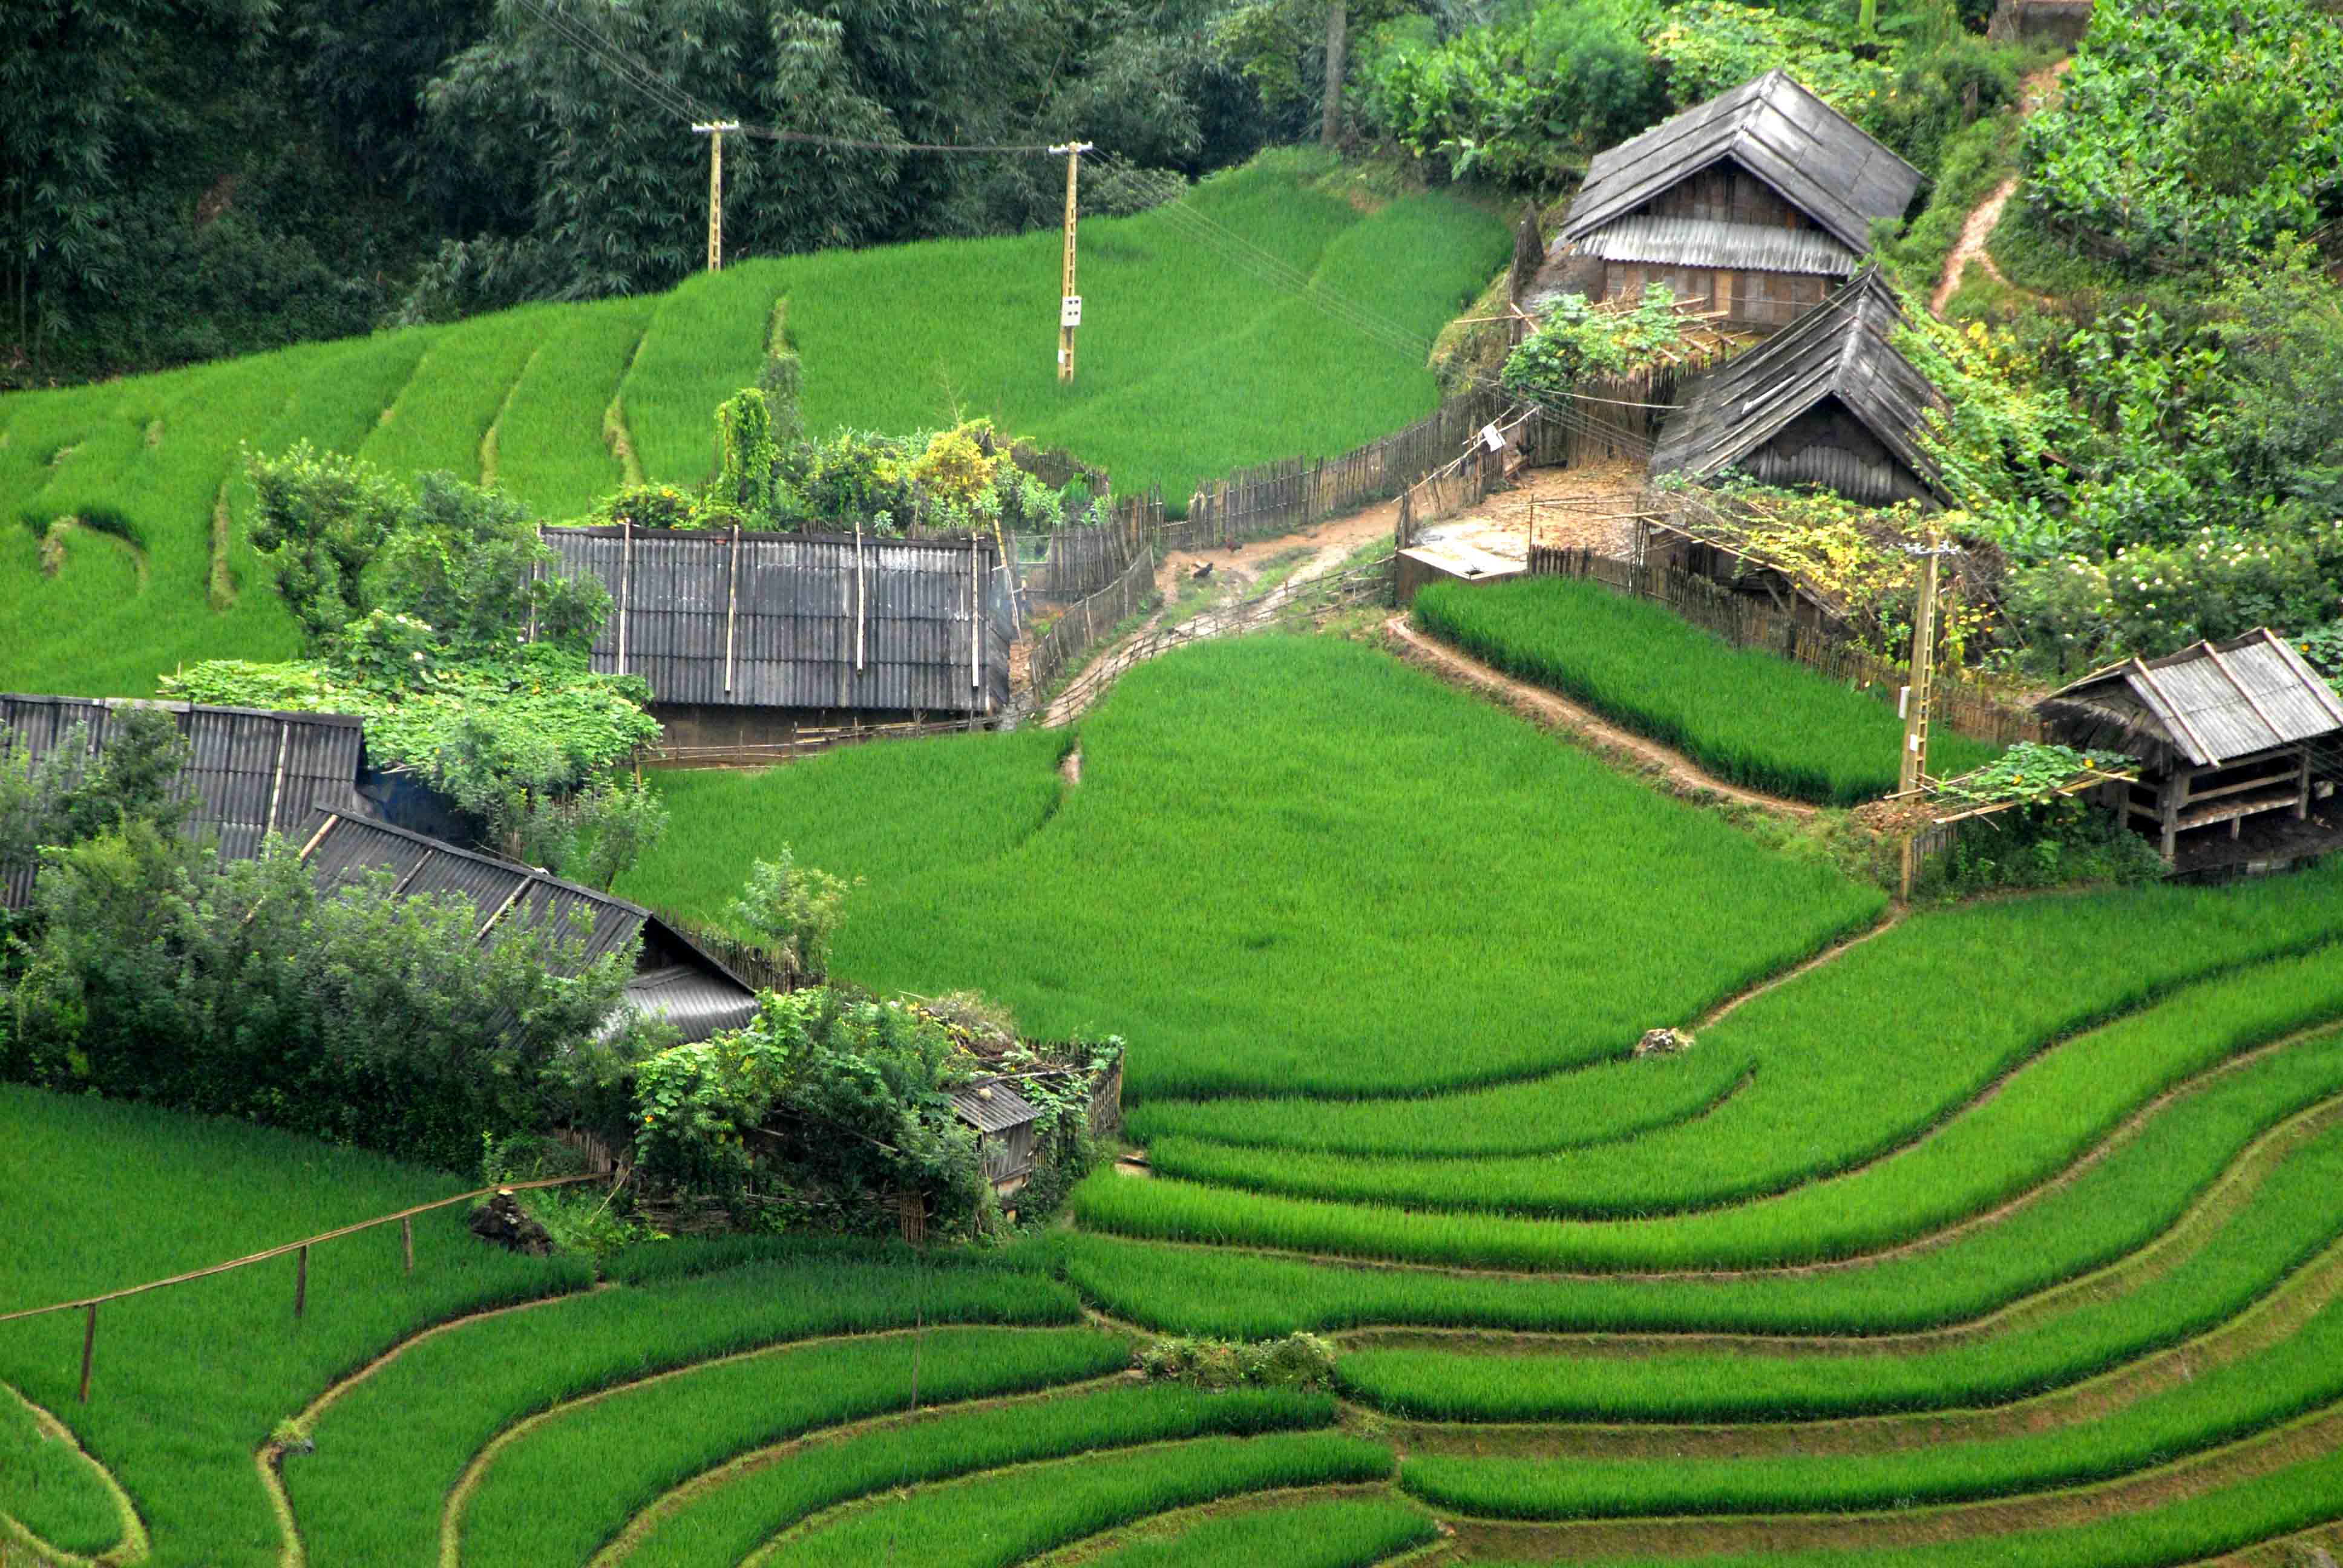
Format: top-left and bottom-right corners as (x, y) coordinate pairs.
(1649, 270), (1947, 508)
(0, 694), (367, 907)
(2039, 632), (2343, 863)
(1532, 70), (1922, 330)
(540, 525), (1015, 753)
(298, 809), (759, 1042)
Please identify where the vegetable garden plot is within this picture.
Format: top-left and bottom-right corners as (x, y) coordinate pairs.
(1414, 575), (2002, 805)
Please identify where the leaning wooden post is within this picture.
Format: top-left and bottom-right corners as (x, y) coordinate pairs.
(1899, 835), (1916, 903)
(402, 1216), (415, 1274)
(293, 1245), (309, 1319)
(79, 1303), (96, 1403)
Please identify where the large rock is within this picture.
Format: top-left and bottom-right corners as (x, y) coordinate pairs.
(469, 1189), (552, 1255)
(1634, 1027), (1691, 1057)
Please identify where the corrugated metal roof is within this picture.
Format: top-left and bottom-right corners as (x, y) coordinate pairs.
(1561, 71), (1922, 256)
(623, 965), (762, 1044)
(2046, 632), (2343, 768)
(542, 526), (1015, 718)
(1650, 269), (1945, 498)
(951, 1077), (1043, 1134)
(1579, 214), (1856, 276)
(1, 694), (366, 908)
(297, 809), (758, 1039)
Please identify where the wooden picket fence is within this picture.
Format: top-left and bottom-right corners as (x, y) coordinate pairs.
(1025, 545), (1161, 701)
(1020, 491), (1161, 599)
(650, 713), (1000, 769)
(1526, 544), (2045, 748)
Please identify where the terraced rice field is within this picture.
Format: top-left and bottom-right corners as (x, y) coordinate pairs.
(9, 633), (2343, 1564)
(0, 150), (1504, 699)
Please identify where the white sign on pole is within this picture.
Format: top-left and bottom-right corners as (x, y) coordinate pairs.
(1060, 295), (1084, 328)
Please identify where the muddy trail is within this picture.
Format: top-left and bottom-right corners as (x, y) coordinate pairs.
(1929, 60), (2072, 316)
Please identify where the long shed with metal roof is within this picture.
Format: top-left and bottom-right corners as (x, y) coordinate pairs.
(297, 808), (759, 1042)
(1529, 70), (1922, 331)
(1, 694), (366, 907)
(1650, 269), (1945, 507)
(2039, 632), (2343, 862)
(540, 524), (1015, 753)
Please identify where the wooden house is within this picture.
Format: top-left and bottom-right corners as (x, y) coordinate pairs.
(1530, 71), (1922, 331)
(0, 694), (367, 907)
(298, 809), (759, 1042)
(540, 525), (1015, 753)
(2038, 632), (2343, 863)
(951, 1077), (1044, 1198)
(1649, 270), (1947, 508)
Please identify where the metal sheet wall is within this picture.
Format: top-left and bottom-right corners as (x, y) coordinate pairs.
(545, 527), (1010, 718)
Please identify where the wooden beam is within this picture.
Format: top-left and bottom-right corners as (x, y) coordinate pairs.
(262, 721), (293, 838)
(723, 525), (741, 695)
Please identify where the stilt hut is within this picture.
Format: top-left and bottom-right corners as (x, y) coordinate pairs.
(951, 1077), (1044, 1199)
(1526, 71), (1922, 330)
(1649, 270), (1947, 508)
(540, 525), (1015, 753)
(2038, 632), (2343, 863)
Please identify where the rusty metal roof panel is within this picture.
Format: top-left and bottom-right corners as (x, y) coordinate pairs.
(1581, 214), (1856, 275)
(952, 1077), (1043, 1134)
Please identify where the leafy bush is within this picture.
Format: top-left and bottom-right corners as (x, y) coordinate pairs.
(1136, 1333), (1339, 1390)
(1354, 0), (1665, 185)
(2007, 520), (2343, 663)
(4, 828), (649, 1170)
(1501, 286), (1685, 398)
(2020, 0), (2343, 266)
(726, 847), (860, 980)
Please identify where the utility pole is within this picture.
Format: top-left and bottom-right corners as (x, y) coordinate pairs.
(1898, 537), (1961, 794)
(692, 122), (741, 271)
(1049, 142), (1094, 384)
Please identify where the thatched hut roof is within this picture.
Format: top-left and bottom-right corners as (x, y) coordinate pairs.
(2037, 630), (2343, 773)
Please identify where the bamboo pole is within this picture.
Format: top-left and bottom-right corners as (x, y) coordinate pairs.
(293, 1246), (308, 1319)
(79, 1304), (96, 1403)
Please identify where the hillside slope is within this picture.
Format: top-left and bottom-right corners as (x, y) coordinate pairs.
(0, 152), (1505, 699)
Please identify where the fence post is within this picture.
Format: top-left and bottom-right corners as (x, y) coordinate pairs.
(402, 1215), (415, 1273)
(293, 1244), (309, 1319)
(79, 1303), (96, 1403)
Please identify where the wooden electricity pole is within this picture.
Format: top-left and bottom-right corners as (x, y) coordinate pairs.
(1049, 142), (1094, 384)
(693, 122), (741, 271)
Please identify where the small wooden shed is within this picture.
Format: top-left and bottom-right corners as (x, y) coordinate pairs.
(951, 1077), (1044, 1198)
(1529, 71), (1922, 331)
(2039, 632), (2343, 862)
(1650, 270), (1947, 508)
(540, 524), (1015, 752)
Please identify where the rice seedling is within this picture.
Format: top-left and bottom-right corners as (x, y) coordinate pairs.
(1499, 1445), (2343, 1568)
(490, 296), (658, 520)
(616, 727), (1072, 923)
(0, 1384), (122, 1558)
(1399, 1296), (2343, 1518)
(1075, 1495), (1439, 1568)
(457, 1326), (1132, 1568)
(1118, 863), (2343, 1220)
(755, 1431), (1394, 1568)
(1061, 1037), (2343, 1348)
(1132, 946), (2343, 1252)
(622, 1385), (1336, 1568)
(287, 1259), (1083, 1566)
(0, 1086), (585, 1568)
(0, 152), (1504, 698)
(1412, 575), (2002, 805)
(358, 305), (557, 483)
(641, 636), (1884, 1099)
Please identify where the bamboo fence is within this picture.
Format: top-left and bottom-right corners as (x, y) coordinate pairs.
(1025, 545), (1162, 701)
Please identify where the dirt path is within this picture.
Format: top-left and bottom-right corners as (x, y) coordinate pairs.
(3, 1378), (147, 1567)
(1384, 617), (1817, 820)
(1930, 61), (2071, 316)
(1036, 498), (1401, 728)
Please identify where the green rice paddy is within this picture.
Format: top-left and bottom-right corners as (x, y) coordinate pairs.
(0, 149), (1505, 699)
(10, 631), (2343, 1564)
